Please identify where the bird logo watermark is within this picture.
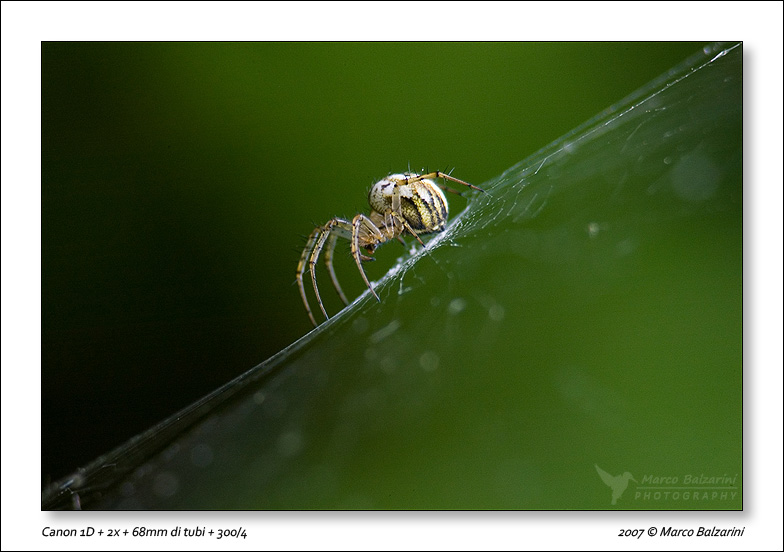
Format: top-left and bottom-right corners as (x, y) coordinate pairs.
(595, 464), (637, 505)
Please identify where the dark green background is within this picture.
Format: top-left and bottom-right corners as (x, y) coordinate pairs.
(42, 42), (706, 484)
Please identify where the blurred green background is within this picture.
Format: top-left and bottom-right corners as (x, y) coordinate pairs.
(42, 42), (709, 486)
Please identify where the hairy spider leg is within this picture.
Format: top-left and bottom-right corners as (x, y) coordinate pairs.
(406, 171), (485, 194)
(391, 202), (427, 248)
(296, 227), (323, 326)
(309, 218), (353, 321)
(351, 214), (385, 303)
(323, 231), (349, 306)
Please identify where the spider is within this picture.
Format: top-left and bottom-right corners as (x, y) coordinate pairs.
(296, 170), (484, 326)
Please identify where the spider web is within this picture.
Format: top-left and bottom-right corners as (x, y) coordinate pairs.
(43, 42), (742, 510)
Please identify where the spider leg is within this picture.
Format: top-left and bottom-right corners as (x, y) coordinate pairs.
(409, 171), (485, 193)
(309, 218), (352, 321)
(323, 227), (349, 306)
(395, 213), (427, 247)
(351, 214), (384, 302)
(309, 227), (332, 321)
(435, 184), (464, 196)
(296, 227), (322, 326)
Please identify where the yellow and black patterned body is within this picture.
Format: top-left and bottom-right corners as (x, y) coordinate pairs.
(296, 171), (483, 326)
(368, 173), (449, 236)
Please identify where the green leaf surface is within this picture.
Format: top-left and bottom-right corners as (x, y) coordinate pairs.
(43, 43), (742, 510)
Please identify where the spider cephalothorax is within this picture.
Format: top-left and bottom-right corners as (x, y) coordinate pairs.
(296, 171), (483, 326)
